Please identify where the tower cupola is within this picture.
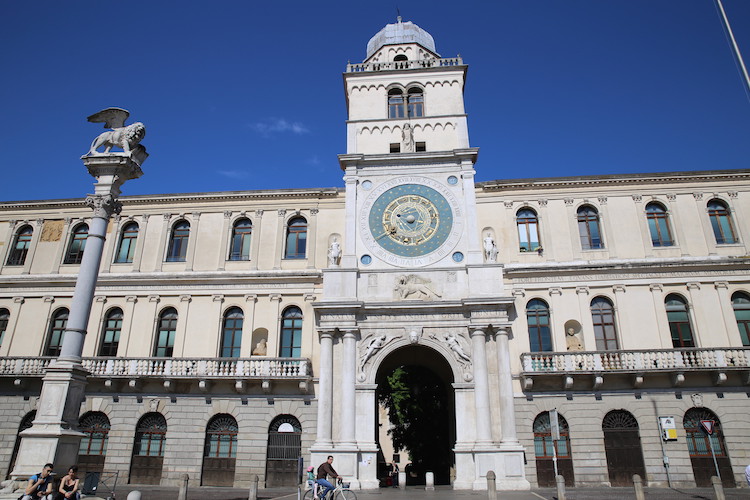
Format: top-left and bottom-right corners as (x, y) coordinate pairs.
(366, 18), (438, 61)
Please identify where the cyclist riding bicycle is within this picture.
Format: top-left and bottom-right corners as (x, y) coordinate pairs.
(316, 456), (341, 500)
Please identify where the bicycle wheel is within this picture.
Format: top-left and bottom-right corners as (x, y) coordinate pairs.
(302, 488), (315, 500)
(334, 488), (357, 500)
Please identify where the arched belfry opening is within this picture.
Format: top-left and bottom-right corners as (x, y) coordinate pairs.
(375, 344), (456, 486)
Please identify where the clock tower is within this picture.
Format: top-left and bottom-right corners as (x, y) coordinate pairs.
(313, 19), (529, 491)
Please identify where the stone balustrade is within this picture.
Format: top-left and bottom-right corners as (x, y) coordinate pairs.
(346, 57), (463, 73)
(520, 347), (750, 391)
(521, 347), (750, 373)
(0, 356), (311, 379)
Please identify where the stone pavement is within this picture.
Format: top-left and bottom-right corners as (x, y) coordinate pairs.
(14, 484), (740, 500)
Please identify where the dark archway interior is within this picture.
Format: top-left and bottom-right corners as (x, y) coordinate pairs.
(375, 344), (456, 485)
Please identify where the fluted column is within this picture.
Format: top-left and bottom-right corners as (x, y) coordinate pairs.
(495, 328), (519, 445)
(340, 329), (358, 446)
(315, 331), (334, 447)
(470, 328), (493, 445)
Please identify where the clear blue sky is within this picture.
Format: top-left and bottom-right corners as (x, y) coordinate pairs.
(1, 1), (749, 202)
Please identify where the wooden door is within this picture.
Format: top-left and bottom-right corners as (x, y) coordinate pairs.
(602, 411), (646, 486)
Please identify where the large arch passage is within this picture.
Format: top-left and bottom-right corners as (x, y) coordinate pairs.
(375, 344), (455, 486)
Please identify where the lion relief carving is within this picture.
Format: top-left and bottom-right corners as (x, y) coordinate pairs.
(87, 107), (146, 155)
(394, 274), (441, 301)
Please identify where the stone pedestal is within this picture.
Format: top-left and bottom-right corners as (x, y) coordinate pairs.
(11, 362), (88, 477)
(454, 447), (530, 491)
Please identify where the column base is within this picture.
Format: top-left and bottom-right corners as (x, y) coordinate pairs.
(454, 447), (530, 491)
(11, 427), (85, 479)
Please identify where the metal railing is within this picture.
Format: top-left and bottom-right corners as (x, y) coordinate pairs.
(521, 347), (750, 373)
(0, 356), (311, 379)
(346, 57), (463, 73)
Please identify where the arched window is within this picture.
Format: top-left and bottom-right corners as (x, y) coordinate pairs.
(407, 87), (424, 117)
(166, 220), (190, 262)
(8, 411), (36, 481)
(533, 411), (574, 487)
(591, 297), (619, 350)
(707, 199), (737, 245)
(517, 208), (540, 252)
(684, 408), (735, 487)
(115, 222), (139, 263)
(266, 415), (302, 487)
(6, 225), (33, 266)
(393, 54), (408, 61)
(665, 294), (694, 347)
(78, 411), (110, 475)
(221, 307), (244, 358)
(577, 205), (603, 250)
(45, 308), (69, 356)
(388, 88), (405, 118)
(602, 410), (645, 486)
(64, 223), (89, 264)
(202, 414), (238, 486)
(154, 308), (177, 357)
(285, 217), (307, 259)
(526, 299), (552, 352)
(645, 202), (673, 247)
(279, 306), (303, 357)
(229, 218), (252, 261)
(98, 308), (123, 357)
(130, 412), (167, 485)
(732, 291), (750, 346)
(0, 308), (9, 348)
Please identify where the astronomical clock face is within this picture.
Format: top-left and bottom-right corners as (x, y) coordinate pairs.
(360, 177), (463, 267)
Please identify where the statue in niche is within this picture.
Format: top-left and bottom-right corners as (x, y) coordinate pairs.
(483, 233), (498, 263)
(394, 275), (441, 300)
(327, 238), (341, 267)
(565, 328), (584, 351)
(252, 338), (268, 356)
(444, 333), (471, 363)
(360, 335), (388, 369)
(401, 123), (415, 153)
(87, 107), (146, 156)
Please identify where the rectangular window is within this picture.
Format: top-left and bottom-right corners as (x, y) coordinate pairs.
(415, 142), (426, 152)
(390, 143), (401, 153)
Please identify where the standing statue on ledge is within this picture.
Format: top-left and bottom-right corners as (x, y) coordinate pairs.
(401, 123), (415, 153)
(328, 238), (341, 267)
(87, 107), (146, 156)
(483, 233), (498, 263)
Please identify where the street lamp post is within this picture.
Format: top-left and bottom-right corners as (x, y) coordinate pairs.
(10, 108), (146, 480)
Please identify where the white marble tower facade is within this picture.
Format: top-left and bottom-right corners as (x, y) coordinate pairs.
(312, 19), (530, 490)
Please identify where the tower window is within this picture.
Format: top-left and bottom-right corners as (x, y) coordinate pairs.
(388, 89), (405, 118)
(407, 87), (424, 117)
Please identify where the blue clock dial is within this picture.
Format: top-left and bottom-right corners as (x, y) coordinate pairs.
(368, 184), (454, 257)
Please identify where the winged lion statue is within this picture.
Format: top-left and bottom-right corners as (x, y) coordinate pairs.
(87, 108), (146, 155)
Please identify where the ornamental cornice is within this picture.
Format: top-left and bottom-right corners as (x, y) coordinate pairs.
(479, 169), (750, 192)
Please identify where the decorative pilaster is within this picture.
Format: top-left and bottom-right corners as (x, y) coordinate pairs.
(314, 331), (334, 448)
(340, 329), (358, 447)
(470, 328), (493, 445)
(495, 328), (519, 445)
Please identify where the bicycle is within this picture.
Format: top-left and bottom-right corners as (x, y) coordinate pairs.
(302, 477), (357, 500)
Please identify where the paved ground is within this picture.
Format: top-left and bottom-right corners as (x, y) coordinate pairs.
(43, 484), (747, 500)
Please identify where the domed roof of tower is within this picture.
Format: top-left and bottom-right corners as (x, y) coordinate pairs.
(366, 18), (438, 59)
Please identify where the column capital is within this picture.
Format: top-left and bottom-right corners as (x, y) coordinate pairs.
(494, 327), (513, 340)
(469, 327), (489, 338)
(85, 194), (121, 218)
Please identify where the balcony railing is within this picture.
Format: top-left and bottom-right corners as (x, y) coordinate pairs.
(0, 356), (311, 379)
(346, 57), (463, 73)
(521, 347), (750, 373)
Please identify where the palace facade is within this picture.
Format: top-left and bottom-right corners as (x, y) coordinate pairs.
(0, 19), (749, 491)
